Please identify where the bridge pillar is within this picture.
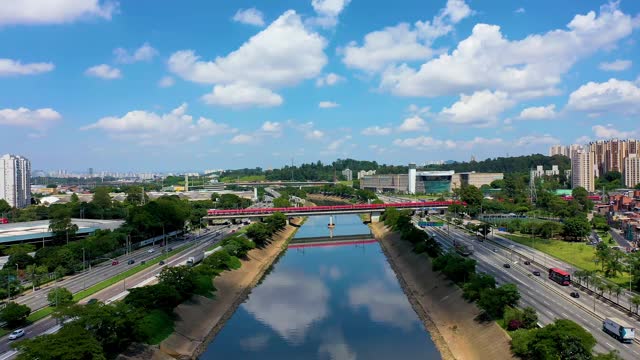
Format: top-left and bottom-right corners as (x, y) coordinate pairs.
(370, 211), (382, 223)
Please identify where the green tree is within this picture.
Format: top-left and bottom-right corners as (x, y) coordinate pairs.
(246, 222), (271, 246)
(124, 283), (182, 312)
(0, 302), (31, 327)
(125, 186), (148, 206)
(13, 324), (106, 360)
(572, 186), (593, 212)
(635, 183), (640, 190)
(91, 187), (112, 210)
(69, 193), (80, 204)
(0, 199), (11, 213)
(477, 283), (520, 318)
(215, 193), (251, 209)
(47, 287), (73, 307)
(273, 196), (291, 208)
(562, 215), (591, 241)
(462, 273), (496, 302)
(593, 351), (623, 360)
(522, 306), (539, 329)
(48, 205), (78, 244)
(264, 212), (287, 233)
(157, 266), (196, 300)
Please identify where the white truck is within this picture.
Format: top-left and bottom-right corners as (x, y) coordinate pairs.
(602, 317), (635, 343)
(186, 252), (204, 267)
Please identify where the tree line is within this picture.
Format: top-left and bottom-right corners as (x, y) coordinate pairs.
(10, 212), (289, 359)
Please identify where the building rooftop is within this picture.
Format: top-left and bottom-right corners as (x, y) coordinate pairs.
(0, 218), (124, 244)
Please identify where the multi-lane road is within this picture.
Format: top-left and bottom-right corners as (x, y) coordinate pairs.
(0, 223), (242, 359)
(420, 219), (640, 359)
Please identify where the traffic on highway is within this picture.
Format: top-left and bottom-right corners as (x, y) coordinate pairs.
(417, 216), (640, 359)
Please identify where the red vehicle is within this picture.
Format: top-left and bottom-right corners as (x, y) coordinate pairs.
(0, 218), (8, 224)
(111, 260), (119, 266)
(548, 268), (571, 286)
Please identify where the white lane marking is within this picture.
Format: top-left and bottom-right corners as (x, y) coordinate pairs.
(0, 350), (18, 360)
(605, 342), (614, 349)
(562, 312), (569, 317)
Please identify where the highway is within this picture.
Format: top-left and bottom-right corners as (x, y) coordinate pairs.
(0, 223), (242, 358)
(8, 229), (225, 312)
(419, 219), (640, 359)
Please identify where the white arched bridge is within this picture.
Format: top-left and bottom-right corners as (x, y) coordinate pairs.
(204, 201), (463, 221)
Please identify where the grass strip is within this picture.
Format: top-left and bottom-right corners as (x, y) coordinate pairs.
(27, 306), (55, 323)
(503, 234), (630, 287)
(72, 244), (193, 301)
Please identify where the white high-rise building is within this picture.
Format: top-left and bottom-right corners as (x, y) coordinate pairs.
(0, 154), (31, 208)
(571, 150), (595, 192)
(624, 154), (640, 188)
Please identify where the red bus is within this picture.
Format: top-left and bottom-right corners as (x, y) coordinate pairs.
(548, 268), (571, 286)
(0, 218), (8, 224)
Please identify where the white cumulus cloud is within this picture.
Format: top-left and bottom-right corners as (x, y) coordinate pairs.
(381, 2), (636, 98)
(230, 134), (254, 144)
(81, 103), (235, 145)
(168, 10), (327, 107)
(342, 0), (472, 72)
(202, 83), (283, 108)
(0, 0), (117, 25)
(233, 8), (265, 26)
(361, 126), (392, 136)
(518, 104), (557, 120)
(85, 64), (121, 79)
(309, 0), (351, 28)
(397, 116), (428, 132)
(592, 124), (637, 139)
(439, 90), (513, 126)
(567, 78), (640, 115)
(114, 43), (158, 64)
(318, 101), (339, 108)
(316, 73), (344, 87)
(158, 76), (175, 88)
(0, 107), (61, 130)
(261, 121), (282, 133)
(0, 59), (54, 76)
(599, 59), (632, 72)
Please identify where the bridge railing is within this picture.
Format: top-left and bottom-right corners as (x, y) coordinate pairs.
(206, 201), (464, 216)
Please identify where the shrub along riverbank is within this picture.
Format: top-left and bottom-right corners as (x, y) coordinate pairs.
(11, 213), (289, 360)
(381, 208), (622, 360)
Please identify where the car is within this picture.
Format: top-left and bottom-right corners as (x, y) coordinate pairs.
(167, 247), (173, 252)
(127, 259), (135, 265)
(8, 329), (24, 340)
(503, 263), (511, 268)
(159, 260), (165, 265)
(493, 248), (498, 252)
(87, 298), (99, 305)
(524, 260), (531, 265)
(147, 249), (154, 253)
(532, 270), (541, 276)
(570, 291), (580, 298)
(140, 260), (146, 265)
(111, 260), (119, 266)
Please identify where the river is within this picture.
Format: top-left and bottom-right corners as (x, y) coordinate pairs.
(201, 214), (441, 359)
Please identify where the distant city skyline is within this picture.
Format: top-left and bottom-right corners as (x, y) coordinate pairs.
(1, 0), (639, 170)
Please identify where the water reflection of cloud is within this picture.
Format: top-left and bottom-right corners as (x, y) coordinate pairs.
(242, 271), (329, 344)
(320, 265), (342, 280)
(239, 333), (270, 351)
(318, 329), (357, 360)
(348, 280), (418, 331)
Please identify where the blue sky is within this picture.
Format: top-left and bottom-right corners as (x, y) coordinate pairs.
(1, 0), (639, 172)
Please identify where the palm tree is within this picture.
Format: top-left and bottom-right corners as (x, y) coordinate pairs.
(614, 285), (623, 304)
(631, 295), (640, 314)
(574, 270), (585, 286)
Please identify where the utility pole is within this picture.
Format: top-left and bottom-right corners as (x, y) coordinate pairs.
(82, 248), (85, 272)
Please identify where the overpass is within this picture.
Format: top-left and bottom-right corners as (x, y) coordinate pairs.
(204, 201), (462, 221)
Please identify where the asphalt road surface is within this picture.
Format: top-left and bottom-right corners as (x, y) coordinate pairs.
(420, 219), (640, 359)
(0, 224), (240, 358)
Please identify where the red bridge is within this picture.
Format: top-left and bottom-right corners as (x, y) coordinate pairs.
(205, 201), (463, 220)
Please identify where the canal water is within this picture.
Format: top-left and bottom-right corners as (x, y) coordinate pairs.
(201, 215), (441, 360)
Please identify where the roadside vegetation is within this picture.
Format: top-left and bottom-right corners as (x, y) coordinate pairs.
(10, 212), (289, 359)
(381, 207), (621, 360)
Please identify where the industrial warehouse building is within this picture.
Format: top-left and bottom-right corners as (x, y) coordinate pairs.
(361, 164), (503, 194)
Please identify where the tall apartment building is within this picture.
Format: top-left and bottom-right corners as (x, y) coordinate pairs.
(549, 145), (569, 157)
(588, 139), (640, 175)
(571, 150), (595, 192)
(625, 154), (640, 188)
(0, 154), (31, 208)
